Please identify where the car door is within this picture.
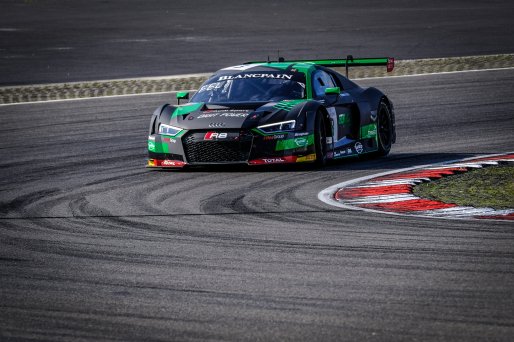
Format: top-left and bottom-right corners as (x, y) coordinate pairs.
(312, 68), (356, 144)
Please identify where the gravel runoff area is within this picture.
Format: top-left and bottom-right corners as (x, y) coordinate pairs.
(1, 54), (513, 104)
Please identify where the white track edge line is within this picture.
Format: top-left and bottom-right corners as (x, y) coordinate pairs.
(353, 66), (514, 81)
(2, 67), (514, 107)
(0, 89), (198, 107)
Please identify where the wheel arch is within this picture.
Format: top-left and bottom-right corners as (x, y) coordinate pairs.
(360, 87), (396, 145)
(300, 101), (333, 140)
(149, 103), (171, 135)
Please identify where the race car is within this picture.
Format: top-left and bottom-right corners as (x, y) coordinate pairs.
(147, 55), (396, 168)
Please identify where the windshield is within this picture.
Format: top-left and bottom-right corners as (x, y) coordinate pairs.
(190, 72), (306, 103)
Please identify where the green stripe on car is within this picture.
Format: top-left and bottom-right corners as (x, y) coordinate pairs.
(275, 134), (314, 151)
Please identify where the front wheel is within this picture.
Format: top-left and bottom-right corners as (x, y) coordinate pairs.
(314, 111), (327, 167)
(376, 101), (393, 156)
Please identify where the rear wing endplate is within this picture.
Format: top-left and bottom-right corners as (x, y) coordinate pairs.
(245, 55), (394, 78)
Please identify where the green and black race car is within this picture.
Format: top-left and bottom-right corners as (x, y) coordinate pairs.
(147, 56), (396, 168)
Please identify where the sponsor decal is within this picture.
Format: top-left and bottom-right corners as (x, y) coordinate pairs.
(249, 156), (298, 165)
(197, 113), (218, 119)
(213, 109), (248, 113)
(263, 134), (285, 141)
(204, 132), (228, 140)
(360, 123), (378, 139)
(163, 137), (176, 143)
(296, 154), (317, 163)
(148, 159), (185, 167)
(326, 137), (333, 144)
(294, 132), (309, 137)
(294, 137), (308, 147)
(161, 160), (185, 167)
(198, 111), (249, 119)
(198, 82), (224, 93)
(220, 113), (248, 118)
(370, 110), (377, 121)
(334, 147), (357, 158)
(275, 134), (314, 151)
(355, 142), (364, 154)
(263, 158), (286, 163)
(338, 113), (349, 125)
(218, 74), (294, 81)
(334, 150), (347, 158)
(148, 141), (155, 151)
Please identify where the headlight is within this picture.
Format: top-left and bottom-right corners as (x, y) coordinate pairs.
(257, 120), (296, 133)
(159, 123), (183, 136)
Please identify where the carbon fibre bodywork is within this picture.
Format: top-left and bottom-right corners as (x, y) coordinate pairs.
(147, 60), (396, 168)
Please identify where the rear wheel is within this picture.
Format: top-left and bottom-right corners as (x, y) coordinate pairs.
(376, 101), (393, 156)
(314, 111), (327, 167)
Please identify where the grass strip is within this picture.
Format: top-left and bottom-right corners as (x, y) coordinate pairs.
(413, 164), (514, 209)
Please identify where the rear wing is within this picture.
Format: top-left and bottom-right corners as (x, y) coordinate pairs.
(245, 55), (394, 78)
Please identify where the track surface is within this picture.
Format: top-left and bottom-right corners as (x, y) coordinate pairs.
(2, 1), (514, 340)
(2, 0), (514, 85)
(1, 70), (514, 341)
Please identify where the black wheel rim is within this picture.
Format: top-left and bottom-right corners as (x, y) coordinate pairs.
(378, 106), (391, 149)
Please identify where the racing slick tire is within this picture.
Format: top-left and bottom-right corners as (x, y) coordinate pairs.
(376, 100), (393, 157)
(314, 111), (328, 167)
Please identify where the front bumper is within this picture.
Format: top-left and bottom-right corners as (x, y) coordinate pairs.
(147, 129), (316, 168)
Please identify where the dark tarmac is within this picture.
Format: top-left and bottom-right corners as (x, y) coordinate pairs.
(1, 0), (514, 85)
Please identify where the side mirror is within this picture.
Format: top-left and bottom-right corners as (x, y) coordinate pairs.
(325, 87), (341, 95)
(176, 91), (189, 105)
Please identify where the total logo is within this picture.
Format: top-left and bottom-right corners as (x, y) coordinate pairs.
(204, 132), (228, 140)
(263, 158), (286, 163)
(248, 156), (297, 165)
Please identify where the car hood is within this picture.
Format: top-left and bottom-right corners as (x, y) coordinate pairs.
(166, 102), (294, 130)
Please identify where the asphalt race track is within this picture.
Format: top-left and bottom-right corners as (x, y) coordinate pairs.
(1, 69), (514, 341)
(2, 0), (514, 341)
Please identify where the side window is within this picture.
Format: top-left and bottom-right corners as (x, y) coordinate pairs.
(312, 70), (336, 97)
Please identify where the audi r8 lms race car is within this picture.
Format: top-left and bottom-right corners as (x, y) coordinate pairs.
(147, 56), (396, 168)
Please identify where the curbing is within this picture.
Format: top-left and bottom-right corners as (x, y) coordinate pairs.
(318, 153), (514, 221)
(1, 54), (514, 104)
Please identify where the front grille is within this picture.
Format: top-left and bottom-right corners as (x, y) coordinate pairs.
(182, 130), (253, 163)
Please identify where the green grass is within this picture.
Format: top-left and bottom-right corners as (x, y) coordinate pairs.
(413, 164), (514, 209)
